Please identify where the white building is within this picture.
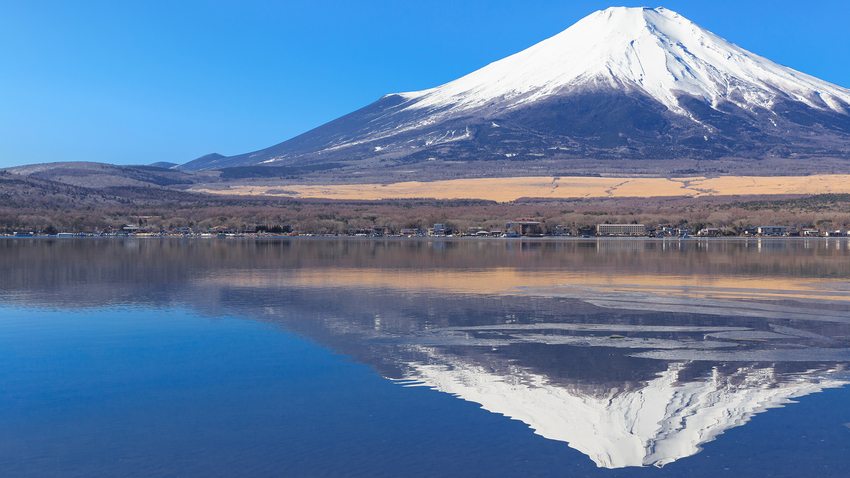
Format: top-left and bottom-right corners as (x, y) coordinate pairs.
(597, 224), (646, 235)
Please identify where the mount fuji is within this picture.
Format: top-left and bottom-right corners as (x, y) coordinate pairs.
(180, 7), (850, 176)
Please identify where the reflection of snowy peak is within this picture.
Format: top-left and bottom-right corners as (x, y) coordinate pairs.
(181, 7), (850, 173)
(399, 7), (850, 118)
(404, 358), (847, 468)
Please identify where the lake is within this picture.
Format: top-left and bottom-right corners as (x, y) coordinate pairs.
(2, 237), (849, 477)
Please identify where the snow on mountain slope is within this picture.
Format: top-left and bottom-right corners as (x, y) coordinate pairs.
(398, 7), (850, 119)
(178, 6), (850, 172)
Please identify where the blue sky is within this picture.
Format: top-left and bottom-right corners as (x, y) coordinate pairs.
(2, 0), (849, 169)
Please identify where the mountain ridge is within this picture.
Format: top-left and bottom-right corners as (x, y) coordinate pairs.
(178, 7), (850, 176)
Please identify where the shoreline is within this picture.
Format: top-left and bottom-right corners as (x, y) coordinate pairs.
(3, 235), (848, 242)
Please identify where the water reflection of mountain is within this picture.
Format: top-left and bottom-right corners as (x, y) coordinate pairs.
(3, 238), (850, 468)
(401, 357), (848, 468)
(204, 285), (850, 468)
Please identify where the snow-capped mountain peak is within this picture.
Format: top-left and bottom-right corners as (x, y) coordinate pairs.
(399, 7), (850, 117)
(179, 6), (850, 173)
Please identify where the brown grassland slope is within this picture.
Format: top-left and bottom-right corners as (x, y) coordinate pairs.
(191, 175), (850, 202)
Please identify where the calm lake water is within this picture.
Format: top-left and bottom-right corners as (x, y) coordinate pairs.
(2, 237), (849, 477)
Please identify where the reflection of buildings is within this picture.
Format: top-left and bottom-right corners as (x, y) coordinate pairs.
(401, 354), (848, 468)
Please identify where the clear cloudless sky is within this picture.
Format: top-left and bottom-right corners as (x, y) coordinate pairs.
(1, 0), (849, 169)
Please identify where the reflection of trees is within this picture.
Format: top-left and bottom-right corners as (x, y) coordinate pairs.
(3, 239), (850, 298)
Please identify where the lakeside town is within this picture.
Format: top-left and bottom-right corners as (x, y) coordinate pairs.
(4, 220), (848, 239)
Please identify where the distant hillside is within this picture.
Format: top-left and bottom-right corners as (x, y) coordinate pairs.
(0, 169), (215, 209)
(148, 162), (179, 169)
(184, 153), (225, 168)
(0, 170), (118, 209)
(4, 162), (219, 189)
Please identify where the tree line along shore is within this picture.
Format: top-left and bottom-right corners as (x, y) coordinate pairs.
(2, 191), (849, 238)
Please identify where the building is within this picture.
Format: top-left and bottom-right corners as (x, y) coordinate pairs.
(596, 224), (646, 235)
(552, 225), (571, 236)
(505, 218), (543, 236)
(428, 224), (447, 236)
(757, 226), (787, 236)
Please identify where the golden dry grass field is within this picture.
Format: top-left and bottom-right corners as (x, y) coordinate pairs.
(193, 175), (850, 201)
